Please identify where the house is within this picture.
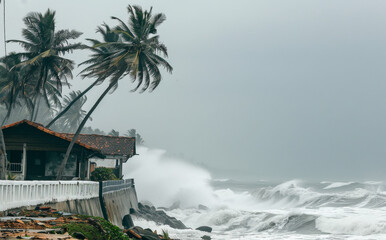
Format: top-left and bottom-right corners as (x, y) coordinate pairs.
(61, 133), (136, 178)
(1, 120), (136, 180)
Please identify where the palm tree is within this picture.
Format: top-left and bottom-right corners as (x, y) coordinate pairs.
(0, 53), (32, 124)
(7, 9), (83, 120)
(53, 90), (89, 133)
(125, 129), (144, 145)
(56, 5), (173, 179)
(108, 129), (119, 136)
(46, 24), (119, 129)
(0, 54), (68, 126)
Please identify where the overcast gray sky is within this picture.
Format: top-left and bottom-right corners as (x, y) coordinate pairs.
(3, 0), (386, 181)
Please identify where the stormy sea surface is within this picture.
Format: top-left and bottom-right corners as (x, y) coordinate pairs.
(123, 147), (386, 240)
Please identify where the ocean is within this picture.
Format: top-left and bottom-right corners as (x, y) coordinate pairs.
(123, 147), (386, 239)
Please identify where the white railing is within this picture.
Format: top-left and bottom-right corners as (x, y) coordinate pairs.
(8, 163), (22, 173)
(0, 180), (99, 211)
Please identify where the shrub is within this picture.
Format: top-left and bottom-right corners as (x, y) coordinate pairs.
(90, 167), (118, 181)
(64, 216), (130, 240)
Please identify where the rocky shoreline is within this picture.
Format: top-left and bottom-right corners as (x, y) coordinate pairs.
(0, 204), (212, 240)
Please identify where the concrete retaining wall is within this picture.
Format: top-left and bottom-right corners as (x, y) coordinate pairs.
(0, 179), (139, 229)
(103, 186), (138, 228)
(46, 197), (104, 218)
(0, 180), (99, 211)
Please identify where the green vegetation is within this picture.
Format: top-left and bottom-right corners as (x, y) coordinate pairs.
(0, 4), (171, 180)
(57, 5), (172, 179)
(125, 129), (145, 145)
(90, 167), (118, 181)
(162, 229), (171, 240)
(64, 216), (131, 240)
(5, 9), (83, 122)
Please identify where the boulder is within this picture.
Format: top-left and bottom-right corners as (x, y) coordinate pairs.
(135, 203), (188, 229)
(130, 208), (136, 214)
(122, 214), (134, 229)
(130, 226), (160, 240)
(201, 235), (211, 240)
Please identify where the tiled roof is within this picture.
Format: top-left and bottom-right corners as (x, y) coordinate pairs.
(62, 134), (136, 158)
(2, 120), (102, 153)
(2, 120), (136, 159)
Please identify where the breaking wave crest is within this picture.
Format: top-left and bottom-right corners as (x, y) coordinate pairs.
(123, 147), (386, 237)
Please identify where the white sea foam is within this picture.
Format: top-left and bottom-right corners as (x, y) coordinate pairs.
(212, 178), (230, 182)
(324, 181), (354, 189)
(122, 147), (386, 239)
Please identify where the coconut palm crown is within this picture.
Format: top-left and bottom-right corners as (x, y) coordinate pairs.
(7, 9), (83, 120)
(80, 5), (173, 92)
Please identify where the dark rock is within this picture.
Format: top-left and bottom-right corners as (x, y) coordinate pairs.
(72, 232), (86, 239)
(196, 226), (212, 233)
(201, 235), (211, 240)
(135, 203), (188, 229)
(126, 229), (142, 239)
(198, 204), (209, 210)
(130, 208), (136, 214)
(130, 226), (160, 240)
(7, 211), (17, 216)
(122, 214), (134, 229)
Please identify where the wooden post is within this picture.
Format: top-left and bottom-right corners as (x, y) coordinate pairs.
(22, 143), (27, 180)
(119, 158), (123, 179)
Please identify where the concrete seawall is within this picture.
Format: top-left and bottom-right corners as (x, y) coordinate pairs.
(103, 186), (138, 228)
(0, 179), (138, 229)
(45, 197), (104, 218)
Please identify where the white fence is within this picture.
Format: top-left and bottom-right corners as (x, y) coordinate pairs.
(0, 180), (99, 211)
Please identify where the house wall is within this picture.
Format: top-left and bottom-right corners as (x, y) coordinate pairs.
(3, 125), (92, 180)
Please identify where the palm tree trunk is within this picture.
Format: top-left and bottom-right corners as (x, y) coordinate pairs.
(1, 107), (12, 126)
(46, 78), (100, 129)
(56, 81), (116, 180)
(30, 95), (39, 121)
(32, 95), (41, 122)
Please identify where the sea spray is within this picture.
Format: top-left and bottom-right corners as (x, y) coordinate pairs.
(122, 146), (215, 208)
(122, 148), (386, 239)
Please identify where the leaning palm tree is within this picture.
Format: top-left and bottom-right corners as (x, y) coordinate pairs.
(53, 90), (89, 133)
(7, 9), (83, 120)
(56, 5), (173, 179)
(46, 24), (119, 129)
(0, 53), (32, 124)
